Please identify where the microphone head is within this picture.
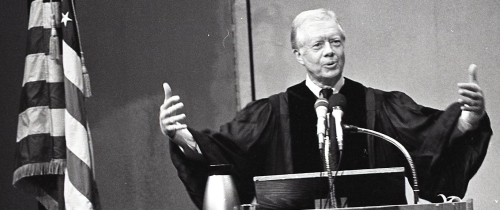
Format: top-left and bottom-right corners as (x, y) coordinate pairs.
(328, 93), (347, 108)
(314, 98), (329, 109)
(314, 98), (329, 117)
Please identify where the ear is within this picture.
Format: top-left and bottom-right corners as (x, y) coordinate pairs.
(293, 49), (304, 65)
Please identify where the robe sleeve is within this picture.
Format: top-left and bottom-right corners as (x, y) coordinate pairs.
(170, 98), (279, 208)
(374, 90), (492, 202)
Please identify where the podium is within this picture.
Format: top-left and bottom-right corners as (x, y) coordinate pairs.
(329, 200), (472, 210)
(254, 167), (467, 209)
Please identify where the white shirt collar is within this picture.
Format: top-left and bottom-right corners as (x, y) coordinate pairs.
(305, 74), (345, 98)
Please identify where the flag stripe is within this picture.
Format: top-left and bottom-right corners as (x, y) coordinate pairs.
(64, 77), (86, 125)
(17, 107), (65, 142)
(28, 1), (61, 29)
(27, 26), (51, 55)
(67, 149), (94, 201)
(64, 110), (91, 167)
(64, 172), (93, 210)
(28, 1), (45, 29)
(23, 53), (64, 85)
(26, 27), (62, 56)
(62, 42), (84, 93)
(61, 21), (81, 58)
(19, 81), (65, 113)
(15, 134), (66, 166)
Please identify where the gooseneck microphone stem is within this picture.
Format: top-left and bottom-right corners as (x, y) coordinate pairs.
(323, 117), (337, 208)
(343, 125), (420, 204)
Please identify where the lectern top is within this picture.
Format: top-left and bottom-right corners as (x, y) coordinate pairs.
(254, 167), (405, 182)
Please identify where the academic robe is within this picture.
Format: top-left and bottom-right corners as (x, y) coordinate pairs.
(170, 78), (492, 209)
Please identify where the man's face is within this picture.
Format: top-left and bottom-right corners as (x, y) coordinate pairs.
(294, 20), (345, 87)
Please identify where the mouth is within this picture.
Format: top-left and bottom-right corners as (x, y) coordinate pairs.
(324, 61), (337, 69)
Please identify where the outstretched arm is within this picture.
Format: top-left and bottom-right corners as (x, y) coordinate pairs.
(159, 82), (203, 160)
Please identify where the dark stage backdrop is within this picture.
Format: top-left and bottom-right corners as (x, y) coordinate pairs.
(1, 1), (236, 209)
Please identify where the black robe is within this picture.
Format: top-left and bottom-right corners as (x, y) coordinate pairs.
(170, 78), (492, 209)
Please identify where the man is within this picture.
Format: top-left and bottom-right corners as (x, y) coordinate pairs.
(159, 8), (491, 208)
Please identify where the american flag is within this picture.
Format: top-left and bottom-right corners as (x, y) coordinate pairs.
(13, 0), (100, 209)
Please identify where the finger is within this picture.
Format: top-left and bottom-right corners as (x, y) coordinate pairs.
(166, 123), (188, 131)
(460, 105), (483, 112)
(160, 102), (184, 119)
(163, 95), (181, 107)
(167, 102), (184, 114)
(162, 114), (187, 125)
(457, 83), (480, 91)
(163, 82), (173, 103)
(458, 98), (483, 107)
(458, 89), (482, 100)
(468, 64), (478, 84)
(169, 114), (187, 123)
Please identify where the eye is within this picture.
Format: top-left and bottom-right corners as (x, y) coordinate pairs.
(311, 42), (323, 50)
(330, 39), (342, 47)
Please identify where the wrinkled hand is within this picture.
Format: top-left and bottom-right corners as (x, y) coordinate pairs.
(457, 64), (485, 130)
(159, 83), (187, 138)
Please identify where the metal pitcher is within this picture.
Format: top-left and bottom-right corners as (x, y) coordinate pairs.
(203, 164), (240, 210)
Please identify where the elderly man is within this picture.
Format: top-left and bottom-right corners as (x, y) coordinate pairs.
(159, 8), (491, 208)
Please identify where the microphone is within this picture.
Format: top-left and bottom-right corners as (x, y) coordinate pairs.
(314, 97), (329, 150)
(329, 94), (347, 151)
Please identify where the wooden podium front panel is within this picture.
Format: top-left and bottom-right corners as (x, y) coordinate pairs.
(332, 199), (472, 210)
(254, 167), (407, 209)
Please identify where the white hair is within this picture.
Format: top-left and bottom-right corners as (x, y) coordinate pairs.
(290, 8), (345, 50)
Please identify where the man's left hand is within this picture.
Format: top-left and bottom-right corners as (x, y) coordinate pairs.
(457, 64), (485, 131)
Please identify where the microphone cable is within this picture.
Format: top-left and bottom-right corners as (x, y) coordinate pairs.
(323, 150), (343, 208)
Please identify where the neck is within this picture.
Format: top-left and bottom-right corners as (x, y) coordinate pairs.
(310, 75), (341, 89)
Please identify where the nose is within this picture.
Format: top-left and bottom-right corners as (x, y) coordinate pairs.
(323, 43), (334, 57)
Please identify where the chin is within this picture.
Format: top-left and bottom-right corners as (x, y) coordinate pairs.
(323, 70), (342, 78)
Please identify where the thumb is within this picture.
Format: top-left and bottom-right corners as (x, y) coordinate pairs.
(468, 64), (478, 84)
(163, 82), (172, 102)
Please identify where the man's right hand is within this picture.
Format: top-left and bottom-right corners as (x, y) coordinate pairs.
(159, 82), (187, 138)
(159, 83), (203, 160)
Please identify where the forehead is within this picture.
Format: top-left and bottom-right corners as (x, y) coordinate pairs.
(296, 20), (342, 43)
